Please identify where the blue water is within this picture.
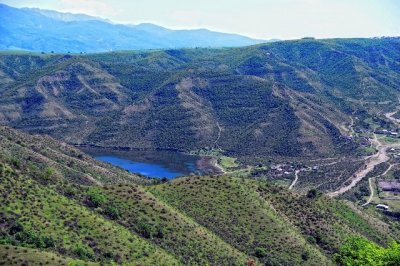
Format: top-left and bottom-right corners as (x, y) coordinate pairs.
(96, 155), (185, 179)
(81, 148), (203, 179)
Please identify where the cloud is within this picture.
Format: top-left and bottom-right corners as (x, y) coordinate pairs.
(59, 0), (117, 17)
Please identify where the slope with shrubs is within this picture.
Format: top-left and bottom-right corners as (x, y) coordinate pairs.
(0, 126), (251, 265)
(0, 244), (95, 266)
(0, 161), (179, 265)
(1, 126), (399, 265)
(0, 126), (151, 185)
(150, 175), (400, 265)
(150, 175), (331, 265)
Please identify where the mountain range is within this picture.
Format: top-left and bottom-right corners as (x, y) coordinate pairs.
(1, 37), (400, 163)
(0, 3), (265, 53)
(1, 5), (400, 265)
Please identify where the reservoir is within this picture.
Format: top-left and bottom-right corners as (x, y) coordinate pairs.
(81, 147), (205, 179)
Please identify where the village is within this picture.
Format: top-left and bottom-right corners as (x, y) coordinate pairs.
(250, 111), (400, 214)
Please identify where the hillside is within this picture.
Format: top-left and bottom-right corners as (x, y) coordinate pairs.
(0, 126), (254, 265)
(0, 126), (399, 265)
(1, 38), (400, 162)
(149, 175), (400, 265)
(0, 4), (263, 53)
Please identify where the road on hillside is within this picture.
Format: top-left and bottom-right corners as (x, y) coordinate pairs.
(328, 111), (400, 197)
(289, 170), (300, 190)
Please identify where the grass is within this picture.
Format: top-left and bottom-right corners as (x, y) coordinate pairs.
(382, 136), (400, 144)
(363, 145), (377, 155)
(218, 156), (238, 169)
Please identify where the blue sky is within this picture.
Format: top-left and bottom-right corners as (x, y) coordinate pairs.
(1, 0), (399, 39)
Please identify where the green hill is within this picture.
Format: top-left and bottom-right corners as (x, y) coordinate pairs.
(1, 126), (399, 265)
(149, 174), (399, 265)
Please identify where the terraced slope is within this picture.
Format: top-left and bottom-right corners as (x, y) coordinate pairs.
(0, 161), (179, 265)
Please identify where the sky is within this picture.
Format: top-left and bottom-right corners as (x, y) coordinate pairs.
(1, 0), (399, 40)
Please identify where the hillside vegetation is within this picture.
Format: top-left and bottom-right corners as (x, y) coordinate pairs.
(2, 38), (400, 162)
(1, 126), (399, 265)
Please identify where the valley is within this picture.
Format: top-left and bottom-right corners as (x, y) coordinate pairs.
(1, 36), (400, 265)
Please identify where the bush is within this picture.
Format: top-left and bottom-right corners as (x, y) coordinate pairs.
(334, 237), (400, 266)
(87, 187), (107, 207)
(14, 230), (55, 249)
(307, 189), (319, 199)
(74, 243), (94, 260)
(104, 205), (121, 220)
(39, 167), (55, 183)
(255, 247), (267, 258)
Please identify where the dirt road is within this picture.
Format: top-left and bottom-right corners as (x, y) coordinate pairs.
(289, 170), (300, 190)
(327, 141), (392, 197)
(361, 178), (375, 207)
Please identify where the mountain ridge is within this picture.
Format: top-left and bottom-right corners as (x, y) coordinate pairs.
(0, 3), (266, 53)
(2, 37), (400, 163)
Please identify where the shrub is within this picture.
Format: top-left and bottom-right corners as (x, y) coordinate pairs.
(255, 247), (267, 258)
(74, 243), (94, 260)
(307, 189), (319, 199)
(87, 187), (107, 207)
(334, 237), (400, 265)
(104, 205), (121, 220)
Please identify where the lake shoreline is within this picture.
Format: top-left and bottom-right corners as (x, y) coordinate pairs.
(80, 146), (223, 179)
(196, 156), (225, 175)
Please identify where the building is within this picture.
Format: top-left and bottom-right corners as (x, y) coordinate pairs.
(376, 204), (389, 211)
(378, 181), (400, 192)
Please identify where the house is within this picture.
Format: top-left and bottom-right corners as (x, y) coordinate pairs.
(378, 181), (400, 192)
(376, 204), (389, 211)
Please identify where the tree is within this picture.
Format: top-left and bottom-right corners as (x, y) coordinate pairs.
(334, 237), (400, 266)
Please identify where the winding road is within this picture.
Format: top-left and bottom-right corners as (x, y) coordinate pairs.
(327, 140), (392, 197)
(214, 122), (222, 148)
(328, 111), (400, 198)
(289, 170), (300, 190)
(361, 177), (375, 207)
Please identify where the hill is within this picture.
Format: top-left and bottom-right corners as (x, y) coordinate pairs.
(0, 126), (399, 265)
(1, 38), (400, 162)
(0, 4), (263, 53)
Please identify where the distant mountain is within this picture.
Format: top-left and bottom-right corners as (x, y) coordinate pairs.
(22, 7), (112, 23)
(0, 3), (266, 52)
